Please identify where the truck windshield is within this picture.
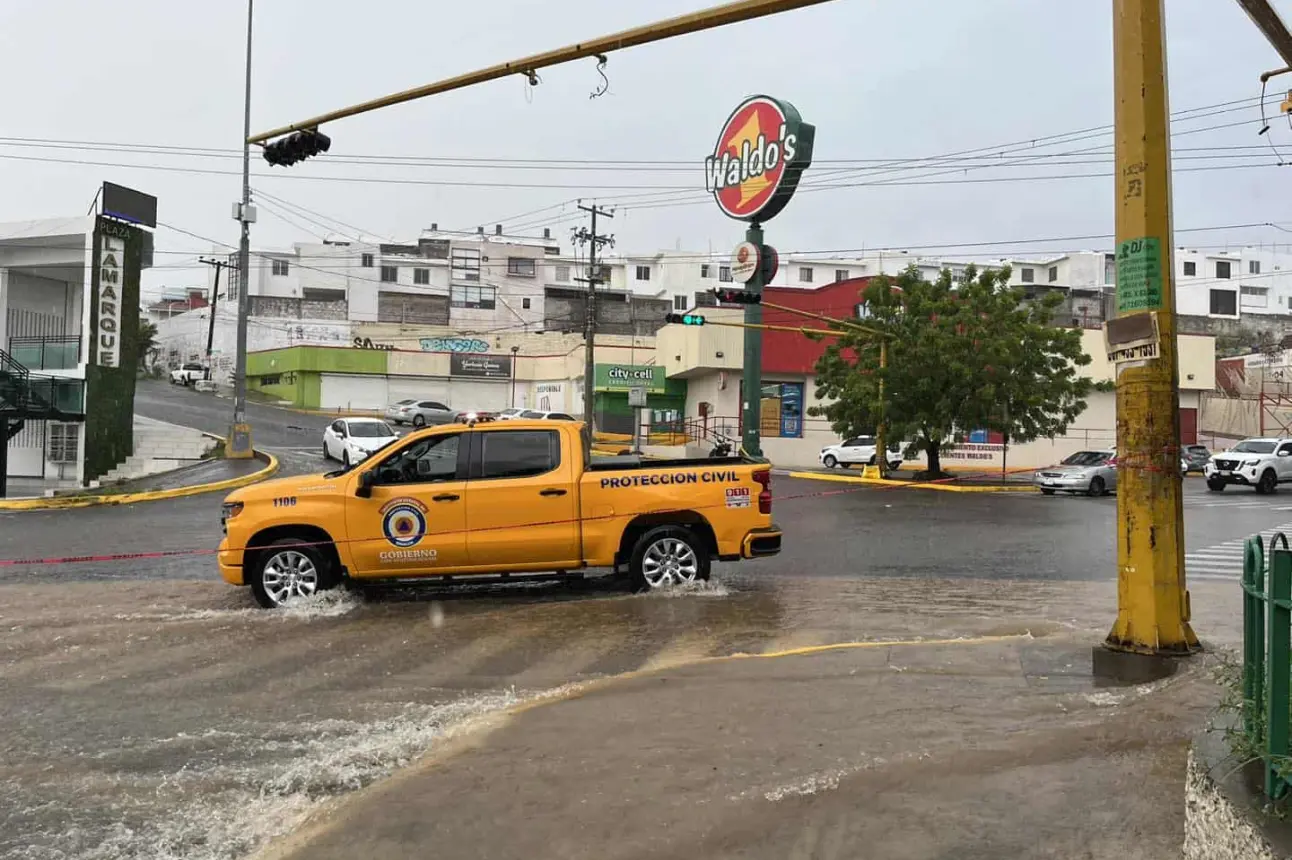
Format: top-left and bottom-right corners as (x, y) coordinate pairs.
(1234, 440), (1277, 454)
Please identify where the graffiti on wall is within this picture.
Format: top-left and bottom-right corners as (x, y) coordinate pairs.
(353, 336), (396, 350)
(419, 336), (489, 353)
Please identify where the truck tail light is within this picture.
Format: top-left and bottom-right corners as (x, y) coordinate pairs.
(753, 469), (772, 514)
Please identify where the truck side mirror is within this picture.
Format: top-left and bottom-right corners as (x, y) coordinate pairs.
(356, 470), (375, 498)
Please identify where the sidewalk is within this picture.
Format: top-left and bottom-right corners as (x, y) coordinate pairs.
(259, 630), (1219, 860)
(0, 451), (275, 509)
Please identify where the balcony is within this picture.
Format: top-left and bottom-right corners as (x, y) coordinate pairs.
(7, 335), (81, 371)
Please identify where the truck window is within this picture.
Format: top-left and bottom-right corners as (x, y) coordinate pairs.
(478, 430), (559, 480)
(520, 410), (544, 419)
(375, 434), (461, 485)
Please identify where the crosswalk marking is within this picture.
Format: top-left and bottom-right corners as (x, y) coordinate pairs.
(1184, 524), (1292, 582)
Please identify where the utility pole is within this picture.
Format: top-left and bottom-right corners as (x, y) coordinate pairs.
(741, 223), (765, 458)
(198, 257), (234, 380)
(1098, 0), (1199, 674)
(572, 202), (614, 431)
(228, 0), (255, 459)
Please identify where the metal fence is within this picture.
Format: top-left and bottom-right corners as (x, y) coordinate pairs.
(1242, 533), (1292, 800)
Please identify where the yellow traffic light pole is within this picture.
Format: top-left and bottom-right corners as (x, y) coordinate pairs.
(1100, 0), (1199, 669)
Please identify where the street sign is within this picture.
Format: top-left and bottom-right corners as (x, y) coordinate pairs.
(704, 95), (815, 223)
(628, 386), (648, 408)
(730, 241), (761, 283)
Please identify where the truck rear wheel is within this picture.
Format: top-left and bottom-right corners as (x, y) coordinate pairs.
(249, 538), (336, 609)
(628, 526), (711, 591)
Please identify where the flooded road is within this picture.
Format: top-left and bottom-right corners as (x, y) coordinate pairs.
(0, 567), (1244, 859)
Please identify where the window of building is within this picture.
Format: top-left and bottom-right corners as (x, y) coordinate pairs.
(635, 265), (651, 281)
(1104, 253), (1116, 284)
(451, 247), (481, 282)
(302, 288), (345, 303)
(719, 266), (733, 283)
(555, 265), (571, 282)
(380, 266), (398, 283)
(799, 267), (814, 283)
(1251, 259), (1262, 275)
(271, 259), (289, 277)
(1216, 260), (1232, 279)
(1021, 267), (1034, 283)
(413, 267), (430, 285)
(479, 430), (559, 479)
(701, 264), (712, 278)
(673, 294), (688, 311)
(361, 253), (374, 268)
(508, 257), (536, 277)
(522, 297), (531, 310)
(1048, 266), (1058, 283)
(1241, 285), (1270, 308)
(1183, 261), (1196, 276)
(1210, 289), (1238, 316)
(752, 381), (805, 439)
(833, 269), (849, 282)
(450, 285), (497, 309)
(48, 423), (79, 463)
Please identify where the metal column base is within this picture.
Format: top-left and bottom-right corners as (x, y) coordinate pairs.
(1091, 643), (1194, 685)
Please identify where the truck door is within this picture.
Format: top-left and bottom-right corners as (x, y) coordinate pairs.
(344, 432), (470, 576)
(465, 428), (580, 569)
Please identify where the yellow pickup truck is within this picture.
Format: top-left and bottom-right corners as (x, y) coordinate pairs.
(218, 419), (782, 607)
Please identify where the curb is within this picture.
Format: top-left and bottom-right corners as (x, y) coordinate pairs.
(785, 470), (1037, 493)
(0, 447), (279, 511)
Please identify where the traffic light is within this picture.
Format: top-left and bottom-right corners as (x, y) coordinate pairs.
(711, 287), (761, 305)
(262, 129), (332, 167)
(664, 312), (706, 326)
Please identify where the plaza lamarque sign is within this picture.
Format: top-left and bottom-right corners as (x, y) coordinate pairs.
(704, 95), (815, 223)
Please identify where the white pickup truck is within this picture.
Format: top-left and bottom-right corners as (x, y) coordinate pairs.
(1205, 437), (1292, 494)
(169, 362), (207, 386)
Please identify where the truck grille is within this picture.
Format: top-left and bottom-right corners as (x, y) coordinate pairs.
(1215, 459), (1238, 470)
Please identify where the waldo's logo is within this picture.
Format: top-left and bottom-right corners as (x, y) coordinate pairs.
(705, 95), (815, 223)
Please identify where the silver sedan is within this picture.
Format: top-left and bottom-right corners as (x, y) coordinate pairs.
(1034, 450), (1117, 496)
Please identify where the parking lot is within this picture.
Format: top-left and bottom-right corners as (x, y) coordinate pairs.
(0, 382), (1272, 858)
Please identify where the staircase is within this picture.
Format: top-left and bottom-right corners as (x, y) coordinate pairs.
(2, 348), (86, 495)
(98, 416), (216, 483)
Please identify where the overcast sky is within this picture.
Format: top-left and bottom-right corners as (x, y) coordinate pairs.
(2, 0), (1290, 299)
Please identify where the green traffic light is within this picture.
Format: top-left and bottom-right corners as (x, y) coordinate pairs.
(683, 314), (705, 326)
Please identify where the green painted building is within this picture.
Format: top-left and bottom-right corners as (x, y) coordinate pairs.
(247, 346), (388, 409)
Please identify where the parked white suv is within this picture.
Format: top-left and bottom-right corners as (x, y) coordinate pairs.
(819, 436), (904, 471)
(1205, 437), (1292, 494)
(169, 362), (206, 386)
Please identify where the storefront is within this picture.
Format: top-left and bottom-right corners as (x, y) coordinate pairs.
(593, 363), (686, 435)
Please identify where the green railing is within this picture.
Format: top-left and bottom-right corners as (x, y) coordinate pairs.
(1243, 533), (1292, 800)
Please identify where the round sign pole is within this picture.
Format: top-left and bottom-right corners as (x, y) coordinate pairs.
(741, 222), (765, 458)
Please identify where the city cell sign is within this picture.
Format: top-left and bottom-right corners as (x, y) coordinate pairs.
(705, 95), (815, 223)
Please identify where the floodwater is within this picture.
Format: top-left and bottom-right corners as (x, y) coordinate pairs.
(0, 571), (1243, 859)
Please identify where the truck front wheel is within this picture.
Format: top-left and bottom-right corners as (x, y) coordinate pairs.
(249, 538), (336, 609)
(629, 526), (711, 591)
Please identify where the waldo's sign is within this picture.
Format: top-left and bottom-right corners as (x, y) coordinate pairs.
(705, 95), (815, 223)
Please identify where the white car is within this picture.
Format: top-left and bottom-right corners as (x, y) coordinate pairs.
(495, 408), (526, 420)
(169, 362), (206, 385)
(819, 436), (904, 470)
(1204, 437), (1292, 494)
(322, 417), (398, 467)
(517, 409), (578, 421)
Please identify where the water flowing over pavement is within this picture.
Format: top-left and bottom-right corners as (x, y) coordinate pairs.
(0, 570), (1243, 860)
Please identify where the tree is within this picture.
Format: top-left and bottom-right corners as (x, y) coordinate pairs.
(136, 319), (158, 371)
(810, 265), (1093, 478)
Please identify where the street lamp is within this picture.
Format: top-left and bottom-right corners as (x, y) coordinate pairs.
(510, 345), (520, 408)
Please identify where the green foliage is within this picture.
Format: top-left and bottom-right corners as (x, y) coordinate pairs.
(136, 319), (158, 370)
(809, 265), (1093, 476)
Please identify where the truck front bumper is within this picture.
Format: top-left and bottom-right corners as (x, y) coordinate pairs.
(217, 538), (245, 585)
(741, 525), (783, 559)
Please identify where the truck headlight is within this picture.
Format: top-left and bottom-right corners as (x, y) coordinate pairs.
(220, 501), (244, 533)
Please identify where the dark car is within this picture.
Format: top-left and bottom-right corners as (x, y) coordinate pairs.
(1183, 444), (1211, 473)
